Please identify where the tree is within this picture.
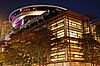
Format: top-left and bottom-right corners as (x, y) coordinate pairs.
(81, 33), (100, 66)
(31, 28), (52, 65)
(95, 25), (100, 37)
(3, 28), (52, 66)
(0, 53), (4, 66)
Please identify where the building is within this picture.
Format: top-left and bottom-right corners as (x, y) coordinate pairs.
(9, 4), (100, 66)
(0, 19), (3, 38)
(47, 10), (92, 66)
(0, 21), (11, 39)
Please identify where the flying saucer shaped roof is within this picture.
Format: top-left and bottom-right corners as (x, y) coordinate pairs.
(9, 4), (67, 28)
(9, 4), (67, 21)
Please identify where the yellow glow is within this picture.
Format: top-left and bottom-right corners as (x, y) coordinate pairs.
(51, 58), (65, 61)
(51, 53), (57, 56)
(67, 20), (82, 29)
(69, 22), (72, 25)
(74, 55), (82, 58)
(57, 20), (64, 24)
(68, 52), (83, 55)
(70, 49), (80, 52)
(69, 30), (82, 34)
(69, 20), (82, 25)
(51, 43), (57, 46)
(57, 34), (64, 38)
(2, 48), (5, 52)
(57, 32), (64, 36)
(71, 57), (84, 60)
(51, 38), (56, 40)
(58, 52), (65, 55)
(51, 19), (64, 30)
(53, 33), (56, 35)
(51, 20), (64, 26)
(67, 40), (78, 43)
(86, 27), (90, 33)
(51, 48), (57, 50)
(67, 30), (82, 38)
(51, 52), (65, 56)
(51, 24), (64, 30)
(72, 23), (77, 26)
(70, 46), (81, 49)
(57, 30), (64, 33)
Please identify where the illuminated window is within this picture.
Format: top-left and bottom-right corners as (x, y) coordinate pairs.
(74, 55), (82, 58)
(57, 30), (64, 38)
(69, 22), (72, 25)
(72, 23), (77, 26)
(67, 30), (82, 38)
(51, 51), (65, 61)
(51, 43), (57, 46)
(57, 32), (64, 38)
(51, 48), (57, 51)
(70, 46), (81, 49)
(51, 37), (56, 40)
(69, 40), (78, 43)
(86, 27), (90, 33)
(71, 57), (84, 60)
(68, 19), (82, 29)
(51, 20), (64, 30)
(68, 51), (83, 55)
(51, 58), (65, 61)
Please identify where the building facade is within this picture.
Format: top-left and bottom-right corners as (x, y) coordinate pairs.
(9, 4), (100, 66)
(47, 10), (92, 66)
(1, 21), (11, 38)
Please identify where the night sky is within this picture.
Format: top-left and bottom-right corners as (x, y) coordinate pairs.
(0, 0), (100, 21)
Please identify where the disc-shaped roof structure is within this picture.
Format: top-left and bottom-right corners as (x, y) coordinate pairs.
(9, 4), (67, 29)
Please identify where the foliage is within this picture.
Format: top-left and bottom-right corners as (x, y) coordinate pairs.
(0, 53), (4, 66)
(95, 25), (100, 37)
(81, 33), (100, 65)
(3, 28), (52, 66)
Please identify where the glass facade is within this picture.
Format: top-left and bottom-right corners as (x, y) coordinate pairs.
(49, 16), (84, 62)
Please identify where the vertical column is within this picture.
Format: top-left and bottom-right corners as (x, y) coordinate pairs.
(64, 15), (70, 66)
(67, 16), (71, 66)
(64, 15), (68, 62)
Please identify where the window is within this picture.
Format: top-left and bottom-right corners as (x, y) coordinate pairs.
(67, 30), (82, 38)
(50, 20), (64, 30)
(86, 27), (90, 33)
(67, 19), (82, 29)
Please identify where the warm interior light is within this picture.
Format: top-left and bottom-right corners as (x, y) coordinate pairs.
(51, 52), (65, 56)
(74, 55), (82, 57)
(51, 58), (65, 61)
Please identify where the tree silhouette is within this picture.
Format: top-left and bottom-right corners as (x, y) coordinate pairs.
(81, 33), (100, 66)
(3, 28), (52, 66)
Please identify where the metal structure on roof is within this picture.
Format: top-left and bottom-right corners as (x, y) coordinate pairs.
(9, 4), (67, 30)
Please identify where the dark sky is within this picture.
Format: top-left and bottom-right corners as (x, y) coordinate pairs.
(0, 0), (100, 21)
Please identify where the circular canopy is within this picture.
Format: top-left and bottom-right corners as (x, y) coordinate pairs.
(9, 4), (67, 28)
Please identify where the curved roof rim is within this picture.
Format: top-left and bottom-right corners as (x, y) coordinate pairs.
(9, 4), (67, 21)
